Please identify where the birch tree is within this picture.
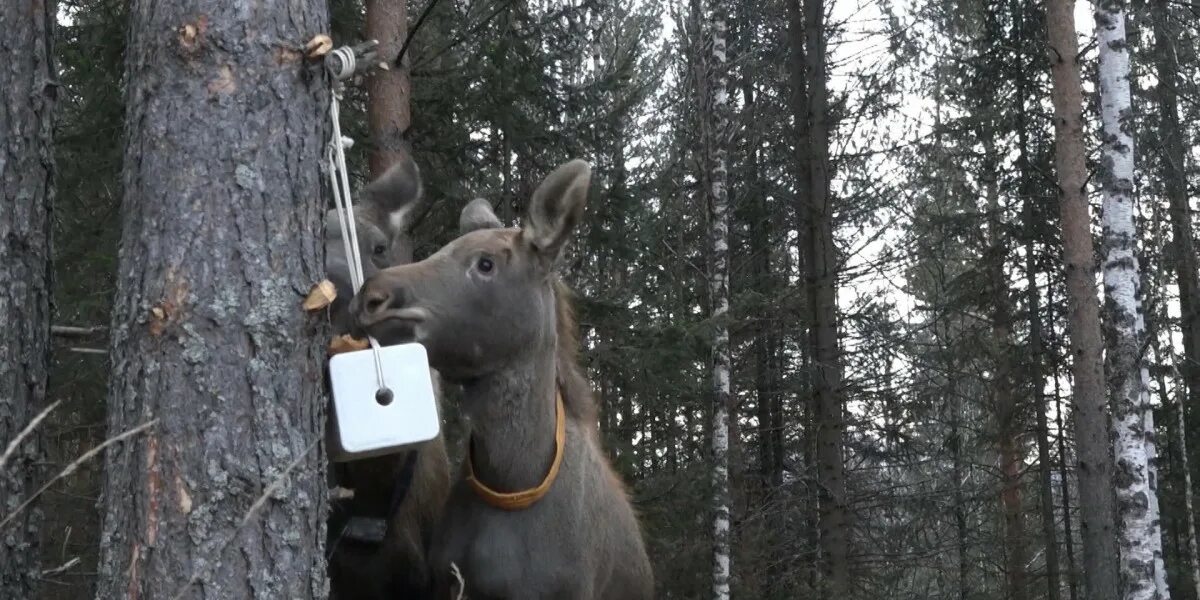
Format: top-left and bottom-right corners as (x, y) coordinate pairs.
(0, 1), (55, 596)
(93, 0), (331, 596)
(1045, 2), (1121, 599)
(699, 0), (733, 596)
(1093, 2), (1169, 598)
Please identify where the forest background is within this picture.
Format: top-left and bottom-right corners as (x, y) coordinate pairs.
(4, 0), (1200, 598)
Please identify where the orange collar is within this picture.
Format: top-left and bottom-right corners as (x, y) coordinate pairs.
(466, 390), (566, 511)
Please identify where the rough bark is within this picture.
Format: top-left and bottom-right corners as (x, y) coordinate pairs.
(702, 2), (733, 598)
(1045, 2), (1121, 599)
(0, 0), (55, 596)
(93, 1), (331, 598)
(366, 0), (411, 178)
(1092, 2), (1170, 598)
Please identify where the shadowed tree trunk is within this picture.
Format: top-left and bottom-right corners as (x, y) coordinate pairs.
(1153, 8), (1200, 591)
(93, 1), (331, 597)
(1093, 2), (1169, 598)
(367, 0), (411, 178)
(1051, 323), (1081, 600)
(0, 1), (55, 596)
(983, 135), (1027, 600)
(801, 0), (847, 593)
(1151, 9), (1200, 585)
(1045, 2), (1120, 599)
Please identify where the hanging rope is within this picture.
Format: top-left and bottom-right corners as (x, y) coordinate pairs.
(323, 44), (393, 404)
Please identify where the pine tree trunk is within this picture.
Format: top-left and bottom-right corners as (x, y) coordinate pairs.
(0, 1), (55, 596)
(1045, 2), (1120, 599)
(93, 1), (331, 597)
(1152, 7), (1200, 581)
(366, 0), (411, 178)
(1092, 3), (1170, 598)
(703, 3), (733, 598)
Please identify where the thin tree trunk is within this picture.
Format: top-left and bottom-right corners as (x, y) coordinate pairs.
(1045, 2), (1120, 599)
(801, 0), (848, 592)
(1092, 3), (1170, 598)
(1152, 7), (1200, 587)
(367, 0), (411, 178)
(1052, 334), (1082, 600)
(1153, 331), (1200, 600)
(702, 1), (733, 597)
(951, 382), (971, 600)
(983, 135), (1027, 600)
(94, 2), (330, 597)
(1030, 231), (1062, 600)
(1052, 326), (1081, 600)
(1010, 3), (1061, 595)
(0, 1), (55, 596)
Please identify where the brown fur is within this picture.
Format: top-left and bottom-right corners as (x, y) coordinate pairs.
(351, 159), (653, 599)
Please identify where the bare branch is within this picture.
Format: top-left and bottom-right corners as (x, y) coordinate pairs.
(50, 325), (107, 338)
(0, 419), (157, 531)
(0, 400), (61, 472)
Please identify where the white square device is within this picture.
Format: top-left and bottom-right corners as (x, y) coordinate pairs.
(327, 342), (441, 461)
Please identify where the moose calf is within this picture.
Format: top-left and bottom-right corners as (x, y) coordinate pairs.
(351, 159), (654, 599)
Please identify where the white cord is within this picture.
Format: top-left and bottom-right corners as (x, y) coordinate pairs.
(326, 82), (389, 398)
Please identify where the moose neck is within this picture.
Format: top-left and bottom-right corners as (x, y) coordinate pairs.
(462, 348), (560, 493)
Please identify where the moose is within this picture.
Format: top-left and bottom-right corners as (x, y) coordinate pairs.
(323, 152), (451, 599)
(350, 159), (654, 599)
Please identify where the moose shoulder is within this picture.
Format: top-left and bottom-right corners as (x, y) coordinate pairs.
(352, 159), (654, 600)
(323, 154), (451, 599)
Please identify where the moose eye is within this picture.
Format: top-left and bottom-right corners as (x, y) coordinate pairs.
(372, 244), (386, 256)
(477, 256), (495, 273)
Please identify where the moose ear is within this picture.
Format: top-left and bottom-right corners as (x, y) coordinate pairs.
(459, 198), (503, 234)
(521, 159), (590, 263)
(362, 153), (427, 234)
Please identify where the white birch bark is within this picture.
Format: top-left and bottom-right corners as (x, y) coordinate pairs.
(1093, 3), (1169, 599)
(706, 6), (733, 600)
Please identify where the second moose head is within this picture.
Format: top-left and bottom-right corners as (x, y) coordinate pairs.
(350, 159), (590, 380)
(324, 153), (428, 334)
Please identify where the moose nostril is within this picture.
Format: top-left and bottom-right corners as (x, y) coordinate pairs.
(363, 290), (392, 315)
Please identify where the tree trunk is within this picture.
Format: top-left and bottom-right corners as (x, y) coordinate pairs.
(1052, 335), (1081, 600)
(951, 383), (971, 600)
(367, 0), (411, 178)
(983, 136), (1027, 600)
(1153, 5), (1200, 577)
(1045, 2), (1120, 599)
(1093, 3), (1170, 598)
(1029, 229), (1062, 600)
(94, 2), (331, 597)
(0, 1), (55, 596)
(701, 1), (733, 597)
(800, 0), (848, 593)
